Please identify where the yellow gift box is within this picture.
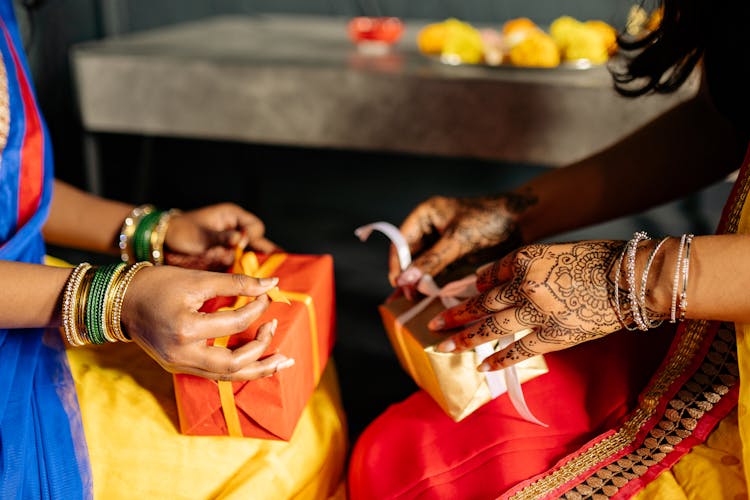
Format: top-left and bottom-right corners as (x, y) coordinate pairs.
(379, 293), (549, 422)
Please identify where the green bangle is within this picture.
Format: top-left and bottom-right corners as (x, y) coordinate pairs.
(133, 210), (162, 262)
(85, 263), (124, 344)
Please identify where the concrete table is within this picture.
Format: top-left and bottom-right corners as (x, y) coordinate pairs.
(70, 14), (698, 194)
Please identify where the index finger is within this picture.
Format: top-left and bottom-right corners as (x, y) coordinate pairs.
(475, 251), (517, 293)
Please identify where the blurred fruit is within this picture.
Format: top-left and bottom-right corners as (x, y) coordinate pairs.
(585, 20), (618, 55)
(441, 19), (484, 64)
(508, 31), (560, 68)
(502, 17), (540, 47)
(417, 22), (447, 54)
(348, 17), (404, 45)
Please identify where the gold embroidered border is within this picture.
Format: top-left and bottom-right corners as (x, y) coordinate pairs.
(510, 159), (750, 499)
(0, 48), (9, 156)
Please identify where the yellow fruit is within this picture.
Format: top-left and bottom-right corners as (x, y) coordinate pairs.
(508, 31), (560, 68)
(550, 15), (582, 51)
(585, 20), (618, 55)
(564, 26), (608, 64)
(502, 17), (540, 47)
(440, 19), (484, 64)
(417, 22), (447, 54)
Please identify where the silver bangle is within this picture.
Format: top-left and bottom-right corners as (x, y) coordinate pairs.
(626, 231), (650, 331)
(638, 236), (669, 329)
(612, 243), (637, 330)
(670, 234), (687, 323)
(678, 234), (694, 322)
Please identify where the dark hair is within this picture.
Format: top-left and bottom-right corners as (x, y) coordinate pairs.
(613, 1), (750, 129)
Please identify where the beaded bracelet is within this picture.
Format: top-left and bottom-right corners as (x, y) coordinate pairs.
(119, 204), (155, 264)
(61, 263), (92, 347)
(119, 204), (180, 265)
(670, 234), (688, 323)
(625, 231), (650, 331)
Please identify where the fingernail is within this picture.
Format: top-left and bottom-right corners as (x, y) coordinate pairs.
(259, 277), (278, 287)
(477, 362), (492, 372)
(277, 358), (295, 370)
(397, 267), (422, 287)
(437, 339), (456, 352)
(428, 316), (445, 330)
(270, 318), (278, 335)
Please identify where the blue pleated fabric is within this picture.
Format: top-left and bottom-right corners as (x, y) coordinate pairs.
(0, 1), (91, 497)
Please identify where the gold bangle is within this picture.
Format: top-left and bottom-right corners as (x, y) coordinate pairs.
(108, 262), (153, 342)
(149, 209), (181, 265)
(61, 263), (91, 347)
(74, 268), (96, 346)
(101, 263), (127, 342)
(119, 204), (155, 264)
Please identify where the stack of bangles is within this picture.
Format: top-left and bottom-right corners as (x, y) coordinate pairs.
(118, 204), (181, 265)
(612, 231), (694, 332)
(60, 204), (179, 346)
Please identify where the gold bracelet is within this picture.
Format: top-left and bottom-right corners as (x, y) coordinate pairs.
(61, 263), (91, 347)
(108, 262), (153, 342)
(119, 204), (155, 264)
(101, 263), (127, 342)
(149, 209), (181, 265)
(73, 267), (96, 346)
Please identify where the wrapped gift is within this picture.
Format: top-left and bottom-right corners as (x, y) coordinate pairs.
(357, 221), (548, 423)
(173, 251), (336, 440)
(379, 292), (548, 422)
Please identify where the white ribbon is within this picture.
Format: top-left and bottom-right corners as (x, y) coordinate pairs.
(356, 221), (546, 426)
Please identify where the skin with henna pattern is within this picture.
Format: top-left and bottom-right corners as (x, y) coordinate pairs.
(429, 240), (635, 371)
(390, 190), (538, 286)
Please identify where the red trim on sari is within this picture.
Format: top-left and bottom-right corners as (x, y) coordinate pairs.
(1, 21), (43, 228)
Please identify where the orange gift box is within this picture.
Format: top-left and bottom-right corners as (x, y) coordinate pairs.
(173, 252), (336, 440)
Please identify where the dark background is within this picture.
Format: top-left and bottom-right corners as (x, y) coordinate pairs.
(23, 0), (728, 442)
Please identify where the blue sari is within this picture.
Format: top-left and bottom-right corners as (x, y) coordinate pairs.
(0, 1), (91, 497)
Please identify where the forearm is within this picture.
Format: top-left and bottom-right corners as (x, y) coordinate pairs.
(0, 261), (71, 329)
(642, 234), (750, 324)
(43, 180), (134, 254)
(517, 92), (745, 243)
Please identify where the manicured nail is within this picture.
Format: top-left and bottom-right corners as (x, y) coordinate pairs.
(259, 277), (278, 287)
(428, 316), (445, 330)
(397, 267), (422, 287)
(276, 358), (295, 371)
(477, 362), (491, 372)
(270, 318), (278, 335)
(437, 339), (456, 352)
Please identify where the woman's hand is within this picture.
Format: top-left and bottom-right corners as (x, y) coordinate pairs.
(164, 203), (280, 270)
(429, 241), (627, 371)
(390, 192), (536, 288)
(121, 265), (293, 381)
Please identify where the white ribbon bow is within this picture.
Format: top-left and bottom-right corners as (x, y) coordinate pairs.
(356, 221), (546, 426)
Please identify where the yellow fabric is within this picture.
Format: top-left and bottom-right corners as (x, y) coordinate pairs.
(66, 342), (348, 500)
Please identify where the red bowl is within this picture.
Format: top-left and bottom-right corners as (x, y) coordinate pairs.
(348, 17), (404, 45)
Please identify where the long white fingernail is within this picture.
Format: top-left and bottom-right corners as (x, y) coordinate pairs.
(276, 358), (295, 370)
(437, 339), (456, 352)
(477, 361), (492, 372)
(270, 318), (278, 335)
(397, 267), (422, 286)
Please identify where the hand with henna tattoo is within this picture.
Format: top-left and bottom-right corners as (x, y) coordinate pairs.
(428, 240), (634, 371)
(389, 190), (538, 289)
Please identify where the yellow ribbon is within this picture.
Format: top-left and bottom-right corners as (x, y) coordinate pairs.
(215, 251), (319, 437)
